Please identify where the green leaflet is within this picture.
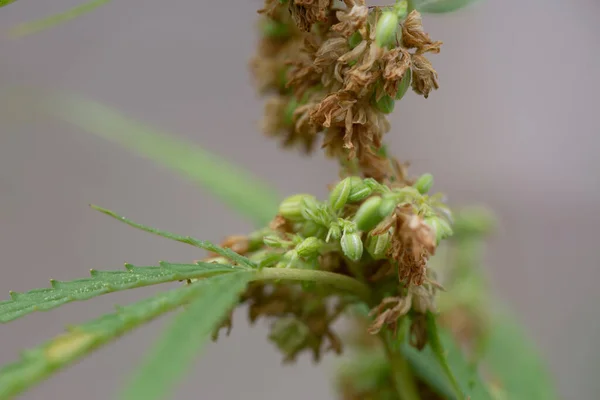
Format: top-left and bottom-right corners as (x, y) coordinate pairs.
(91, 205), (257, 269)
(0, 0), (17, 8)
(402, 321), (492, 400)
(413, 0), (480, 14)
(0, 275), (249, 400)
(0, 262), (246, 323)
(119, 271), (253, 400)
(48, 94), (280, 228)
(483, 309), (558, 400)
(9, 0), (111, 37)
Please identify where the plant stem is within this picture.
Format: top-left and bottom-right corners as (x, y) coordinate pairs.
(251, 268), (371, 301)
(381, 333), (421, 400)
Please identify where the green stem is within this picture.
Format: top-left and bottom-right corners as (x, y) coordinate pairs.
(381, 334), (421, 400)
(250, 268), (371, 301)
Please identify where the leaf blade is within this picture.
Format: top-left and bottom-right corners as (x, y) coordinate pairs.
(0, 278), (236, 400)
(413, 0), (480, 14)
(91, 204), (257, 269)
(9, 0), (111, 37)
(483, 309), (558, 400)
(119, 271), (253, 400)
(0, 262), (244, 323)
(0, 0), (17, 9)
(402, 322), (492, 400)
(48, 94), (280, 227)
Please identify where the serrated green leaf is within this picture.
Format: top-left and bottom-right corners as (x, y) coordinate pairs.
(483, 309), (558, 400)
(0, 0), (18, 8)
(0, 277), (240, 400)
(119, 271), (253, 400)
(91, 204), (257, 269)
(402, 321), (492, 400)
(0, 262), (245, 323)
(9, 0), (111, 37)
(47, 94), (280, 227)
(413, 0), (480, 14)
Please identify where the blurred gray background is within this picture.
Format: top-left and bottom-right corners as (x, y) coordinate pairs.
(1, 0), (598, 398)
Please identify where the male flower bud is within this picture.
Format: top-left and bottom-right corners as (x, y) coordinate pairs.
(378, 195), (398, 218)
(366, 230), (391, 260)
(348, 31), (363, 49)
(395, 69), (412, 100)
(347, 177), (373, 202)
(263, 235), (288, 248)
(326, 223), (342, 242)
(300, 195), (321, 221)
(296, 237), (324, 259)
(375, 11), (399, 48)
(375, 94), (395, 114)
(279, 194), (314, 222)
(354, 196), (384, 231)
(414, 173), (434, 194)
(300, 220), (326, 238)
(424, 216), (453, 245)
(341, 231), (364, 262)
(329, 177), (352, 211)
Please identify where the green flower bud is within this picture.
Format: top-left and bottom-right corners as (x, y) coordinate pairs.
(263, 235), (286, 248)
(299, 220), (325, 237)
(300, 195), (321, 221)
(326, 224), (342, 242)
(329, 177), (352, 211)
(378, 196), (397, 219)
(296, 237), (324, 258)
(395, 69), (412, 100)
(375, 11), (399, 48)
(393, 0), (408, 19)
(251, 251), (283, 268)
(341, 231), (364, 262)
(348, 31), (363, 49)
(374, 93), (395, 114)
(366, 230), (392, 259)
(414, 173), (434, 194)
(279, 194), (313, 222)
(424, 216), (453, 244)
(347, 177), (373, 202)
(354, 196), (385, 231)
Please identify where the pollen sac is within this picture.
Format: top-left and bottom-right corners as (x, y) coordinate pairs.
(279, 194), (314, 222)
(341, 231), (364, 262)
(374, 93), (395, 114)
(365, 230), (391, 260)
(414, 173), (434, 194)
(395, 69), (412, 100)
(354, 196), (384, 231)
(347, 177), (373, 202)
(296, 237), (324, 259)
(329, 177), (352, 211)
(375, 11), (399, 48)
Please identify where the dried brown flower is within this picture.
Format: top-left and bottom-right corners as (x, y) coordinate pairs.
(411, 54), (439, 98)
(289, 0), (334, 32)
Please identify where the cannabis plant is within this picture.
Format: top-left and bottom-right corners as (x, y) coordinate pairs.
(0, 0), (557, 399)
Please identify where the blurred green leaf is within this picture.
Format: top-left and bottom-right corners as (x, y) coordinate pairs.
(413, 0), (480, 14)
(49, 94), (280, 228)
(119, 271), (253, 400)
(484, 309), (558, 400)
(403, 323), (492, 400)
(0, 0), (18, 9)
(9, 0), (111, 37)
(0, 278), (229, 399)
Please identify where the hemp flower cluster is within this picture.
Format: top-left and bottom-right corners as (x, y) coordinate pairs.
(251, 0), (442, 182)
(209, 0), (452, 367)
